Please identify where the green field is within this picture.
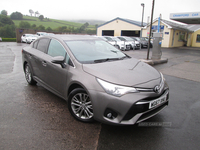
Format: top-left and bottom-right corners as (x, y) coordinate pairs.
(12, 16), (96, 30)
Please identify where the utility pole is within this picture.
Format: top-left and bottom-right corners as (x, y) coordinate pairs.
(147, 0), (155, 60)
(141, 3), (145, 37)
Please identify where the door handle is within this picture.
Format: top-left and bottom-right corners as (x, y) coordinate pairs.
(42, 61), (47, 67)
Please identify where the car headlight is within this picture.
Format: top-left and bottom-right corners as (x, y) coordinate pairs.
(97, 78), (138, 97)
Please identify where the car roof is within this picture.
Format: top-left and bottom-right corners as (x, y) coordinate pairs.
(45, 34), (99, 41)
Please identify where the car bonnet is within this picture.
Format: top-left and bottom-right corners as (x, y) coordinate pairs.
(82, 58), (161, 87)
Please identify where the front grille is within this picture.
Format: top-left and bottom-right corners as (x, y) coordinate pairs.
(136, 102), (168, 123)
(122, 90), (169, 121)
(136, 44), (140, 47)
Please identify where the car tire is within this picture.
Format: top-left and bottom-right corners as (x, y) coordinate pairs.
(24, 64), (37, 85)
(68, 88), (94, 123)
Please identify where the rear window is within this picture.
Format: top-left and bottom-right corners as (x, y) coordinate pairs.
(37, 38), (50, 53)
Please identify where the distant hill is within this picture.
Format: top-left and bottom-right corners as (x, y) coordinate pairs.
(11, 16), (96, 30)
(67, 19), (106, 26)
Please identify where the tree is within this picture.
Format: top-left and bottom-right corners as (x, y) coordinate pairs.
(84, 22), (89, 28)
(37, 25), (45, 31)
(1, 10), (8, 16)
(39, 15), (44, 21)
(86, 29), (96, 35)
(0, 24), (16, 38)
(32, 24), (36, 29)
(35, 11), (39, 17)
(46, 27), (53, 32)
(0, 15), (15, 38)
(0, 15), (14, 26)
(29, 9), (34, 16)
(19, 21), (31, 29)
(10, 11), (23, 20)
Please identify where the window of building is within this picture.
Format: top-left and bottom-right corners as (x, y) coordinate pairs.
(179, 32), (185, 41)
(196, 34), (200, 43)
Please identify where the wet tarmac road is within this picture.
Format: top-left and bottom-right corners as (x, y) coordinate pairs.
(0, 42), (200, 150)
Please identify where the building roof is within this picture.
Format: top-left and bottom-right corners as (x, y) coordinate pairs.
(97, 17), (147, 28)
(185, 24), (200, 32)
(144, 18), (193, 32)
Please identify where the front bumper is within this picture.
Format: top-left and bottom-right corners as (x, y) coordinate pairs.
(89, 87), (169, 125)
(135, 44), (141, 49)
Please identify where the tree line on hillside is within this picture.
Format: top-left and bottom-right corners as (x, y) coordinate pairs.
(0, 11), (15, 38)
(0, 9), (97, 38)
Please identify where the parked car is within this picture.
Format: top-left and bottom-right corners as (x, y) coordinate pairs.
(21, 34), (38, 43)
(142, 37), (153, 48)
(46, 33), (55, 36)
(26, 34), (38, 44)
(36, 32), (47, 36)
(97, 36), (116, 47)
(117, 36), (141, 50)
(22, 35), (169, 125)
(131, 37), (148, 48)
(104, 36), (131, 51)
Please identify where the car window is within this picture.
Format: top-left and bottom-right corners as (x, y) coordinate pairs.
(37, 38), (50, 53)
(48, 39), (66, 57)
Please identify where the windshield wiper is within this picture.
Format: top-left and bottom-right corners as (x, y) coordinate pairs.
(110, 50), (118, 53)
(119, 56), (128, 60)
(94, 58), (120, 63)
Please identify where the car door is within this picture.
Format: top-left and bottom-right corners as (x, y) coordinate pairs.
(29, 38), (50, 83)
(41, 39), (69, 97)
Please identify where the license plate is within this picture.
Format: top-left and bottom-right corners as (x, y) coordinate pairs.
(149, 95), (167, 109)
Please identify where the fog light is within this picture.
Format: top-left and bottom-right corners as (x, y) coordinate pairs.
(104, 108), (118, 119)
(107, 113), (112, 118)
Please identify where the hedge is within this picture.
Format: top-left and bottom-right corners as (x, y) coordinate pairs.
(1, 38), (16, 42)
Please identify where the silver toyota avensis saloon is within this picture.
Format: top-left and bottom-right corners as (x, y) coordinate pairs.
(22, 35), (169, 125)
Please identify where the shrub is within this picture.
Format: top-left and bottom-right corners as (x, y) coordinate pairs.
(1, 38), (16, 42)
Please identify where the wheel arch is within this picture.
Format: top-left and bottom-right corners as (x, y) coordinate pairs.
(67, 83), (85, 97)
(23, 61), (28, 72)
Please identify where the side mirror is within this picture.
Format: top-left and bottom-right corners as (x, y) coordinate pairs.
(51, 56), (66, 68)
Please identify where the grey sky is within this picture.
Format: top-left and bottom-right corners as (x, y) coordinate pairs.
(1, 0), (200, 22)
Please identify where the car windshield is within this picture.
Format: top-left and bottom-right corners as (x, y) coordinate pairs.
(111, 37), (121, 41)
(135, 37), (140, 41)
(124, 37), (134, 41)
(65, 40), (127, 64)
(140, 37), (147, 41)
(104, 37), (114, 41)
(31, 35), (38, 37)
